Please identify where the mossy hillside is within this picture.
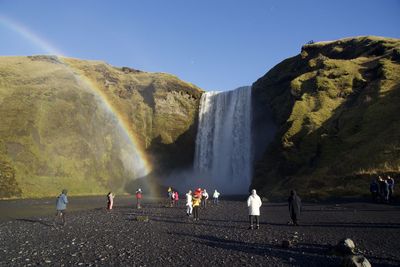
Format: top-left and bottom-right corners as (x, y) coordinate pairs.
(0, 56), (203, 198)
(252, 36), (400, 199)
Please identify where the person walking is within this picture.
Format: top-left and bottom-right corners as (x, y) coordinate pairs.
(107, 192), (115, 210)
(54, 189), (68, 227)
(192, 188), (202, 221)
(288, 190), (302, 226)
(201, 189), (209, 208)
(136, 188), (143, 209)
(213, 189), (220, 205)
(186, 190), (193, 217)
(247, 189), (262, 230)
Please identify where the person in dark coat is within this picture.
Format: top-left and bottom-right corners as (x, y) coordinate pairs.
(370, 179), (379, 202)
(387, 176), (395, 202)
(288, 190), (301, 226)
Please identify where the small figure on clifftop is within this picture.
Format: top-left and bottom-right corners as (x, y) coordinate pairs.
(192, 188), (202, 221)
(186, 190), (193, 217)
(54, 189), (68, 227)
(288, 190), (302, 226)
(136, 188), (142, 209)
(247, 189), (262, 230)
(107, 192), (115, 210)
(213, 189), (220, 205)
(201, 189), (209, 208)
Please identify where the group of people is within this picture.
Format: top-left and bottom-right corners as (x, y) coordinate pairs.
(370, 175), (395, 203)
(167, 187), (180, 207)
(53, 187), (301, 229)
(182, 188), (220, 221)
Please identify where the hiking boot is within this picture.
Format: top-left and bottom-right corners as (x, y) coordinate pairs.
(256, 225), (260, 229)
(248, 225), (253, 230)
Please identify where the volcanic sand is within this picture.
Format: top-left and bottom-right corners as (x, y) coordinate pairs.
(0, 198), (399, 266)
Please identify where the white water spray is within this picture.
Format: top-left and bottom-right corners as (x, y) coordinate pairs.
(194, 86), (252, 194)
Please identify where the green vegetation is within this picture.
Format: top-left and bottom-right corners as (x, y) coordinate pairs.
(252, 36), (400, 199)
(0, 56), (203, 198)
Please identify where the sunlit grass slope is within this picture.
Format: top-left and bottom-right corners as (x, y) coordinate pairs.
(252, 36), (400, 199)
(0, 56), (202, 198)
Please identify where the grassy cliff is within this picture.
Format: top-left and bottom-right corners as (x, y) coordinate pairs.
(0, 56), (203, 198)
(252, 36), (400, 199)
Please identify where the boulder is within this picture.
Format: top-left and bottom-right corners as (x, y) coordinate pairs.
(335, 238), (356, 255)
(341, 255), (371, 267)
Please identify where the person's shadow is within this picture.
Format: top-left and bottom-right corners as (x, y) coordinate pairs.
(16, 218), (54, 227)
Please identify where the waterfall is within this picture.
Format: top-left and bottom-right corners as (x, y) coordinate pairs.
(194, 86), (252, 194)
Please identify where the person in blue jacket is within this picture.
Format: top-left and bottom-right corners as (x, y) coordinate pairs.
(54, 189), (68, 227)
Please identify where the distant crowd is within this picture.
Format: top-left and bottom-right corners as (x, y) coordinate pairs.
(53, 187), (302, 229)
(370, 175), (395, 203)
(52, 175), (397, 228)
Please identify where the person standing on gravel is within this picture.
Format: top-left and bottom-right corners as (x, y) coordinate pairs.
(186, 190), (193, 217)
(107, 192), (115, 210)
(247, 189), (262, 229)
(288, 190), (301, 226)
(387, 176), (395, 202)
(193, 188), (202, 221)
(54, 189), (68, 227)
(168, 187), (174, 207)
(136, 188), (143, 209)
(213, 189), (220, 205)
(201, 189), (209, 208)
(370, 179), (379, 202)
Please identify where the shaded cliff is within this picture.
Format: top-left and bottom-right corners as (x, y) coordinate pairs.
(0, 56), (202, 198)
(252, 36), (400, 199)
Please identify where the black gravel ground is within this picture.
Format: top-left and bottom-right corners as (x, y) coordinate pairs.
(0, 199), (399, 266)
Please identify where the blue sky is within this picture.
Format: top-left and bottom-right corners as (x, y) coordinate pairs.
(0, 0), (399, 91)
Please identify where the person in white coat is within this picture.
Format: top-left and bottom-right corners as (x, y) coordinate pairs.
(186, 190), (193, 216)
(247, 189), (262, 229)
(201, 189), (209, 208)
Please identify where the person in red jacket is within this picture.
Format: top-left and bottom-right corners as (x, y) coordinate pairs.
(136, 188), (143, 209)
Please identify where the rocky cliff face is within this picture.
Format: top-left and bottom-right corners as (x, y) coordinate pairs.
(252, 36), (400, 199)
(0, 56), (202, 198)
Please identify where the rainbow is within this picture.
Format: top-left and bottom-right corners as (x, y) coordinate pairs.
(0, 15), (152, 183)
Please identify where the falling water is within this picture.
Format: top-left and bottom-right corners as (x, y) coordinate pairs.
(194, 86), (252, 194)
